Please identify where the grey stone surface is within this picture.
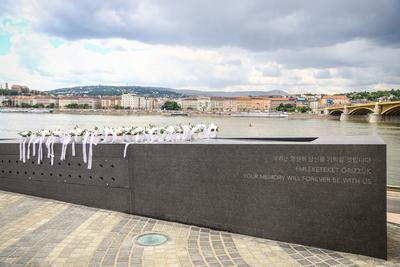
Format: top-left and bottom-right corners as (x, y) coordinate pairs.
(130, 137), (387, 259)
(0, 137), (387, 259)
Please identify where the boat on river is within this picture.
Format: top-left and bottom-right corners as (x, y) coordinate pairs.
(231, 112), (288, 118)
(170, 112), (189, 116)
(0, 108), (53, 113)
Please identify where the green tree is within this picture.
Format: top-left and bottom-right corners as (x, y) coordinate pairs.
(21, 103), (32, 108)
(65, 103), (91, 109)
(0, 89), (18, 96)
(65, 103), (79, 109)
(1, 100), (10, 107)
(161, 101), (181, 110)
(276, 103), (295, 112)
(295, 106), (312, 113)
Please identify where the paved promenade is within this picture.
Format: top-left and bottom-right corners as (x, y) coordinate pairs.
(0, 191), (399, 267)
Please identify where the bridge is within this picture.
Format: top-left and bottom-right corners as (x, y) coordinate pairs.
(323, 101), (400, 122)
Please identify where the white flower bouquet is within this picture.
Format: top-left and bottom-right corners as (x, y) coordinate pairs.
(17, 123), (219, 169)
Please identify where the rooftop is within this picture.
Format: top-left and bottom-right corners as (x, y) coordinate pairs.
(0, 190), (399, 266)
(322, 95), (349, 100)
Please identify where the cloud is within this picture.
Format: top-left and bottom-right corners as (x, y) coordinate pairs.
(0, 0), (399, 93)
(25, 0), (400, 51)
(314, 70), (331, 79)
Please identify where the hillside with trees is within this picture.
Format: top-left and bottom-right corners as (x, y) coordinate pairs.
(47, 85), (186, 98)
(344, 89), (400, 101)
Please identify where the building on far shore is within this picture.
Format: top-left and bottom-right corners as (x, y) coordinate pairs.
(100, 96), (122, 109)
(78, 97), (101, 109)
(180, 97), (199, 111)
(180, 97), (211, 112)
(266, 97), (295, 110)
(121, 93), (141, 109)
(319, 95), (350, 108)
(223, 98), (237, 112)
(308, 98), (321, 113)
(294, 97), (308, 108)
(58, 96), (100, 109)
(250, 97), (269, 111)
(11, 84), (30, 93)
(197, 97), (211, 112)
(121, 93), (156, 110)
(9, 96), (58, 107)
(143, 97), (156, 110)
(210, 97), (224, 112)
(235, 96), (252, 111)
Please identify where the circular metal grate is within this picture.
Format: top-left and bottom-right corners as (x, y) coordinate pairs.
(135, 233), (169, 246)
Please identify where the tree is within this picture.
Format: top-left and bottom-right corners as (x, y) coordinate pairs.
(32, 104), (45, 108)
(276, 103), (295, 112)
(161, 101), (181, 110)
(21, 103), (32, 108)
(295, 106), (312, 113)
(65, 103), (79, 109)
(1, 100), (10, 107)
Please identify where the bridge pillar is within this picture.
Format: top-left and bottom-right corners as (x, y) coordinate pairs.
(369, 103), (383, 123)
(340, 106), (349, 121)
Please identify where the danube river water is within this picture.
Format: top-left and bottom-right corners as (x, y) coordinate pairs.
(0, 112), (399, 186)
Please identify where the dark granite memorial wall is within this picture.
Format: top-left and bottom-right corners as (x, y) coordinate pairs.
(0, 137), (387, 259)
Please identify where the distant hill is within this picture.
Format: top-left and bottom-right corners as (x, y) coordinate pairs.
(176, 89), (288, 97)
(46, 85), (287, 98)
(47, 85), (185, 98)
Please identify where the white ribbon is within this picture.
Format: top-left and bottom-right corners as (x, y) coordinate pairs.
(19, 137), (23, 161)
(50, 137), (56, 165)
(46, 136), (52, 159)
(37, 136), (44, 164)
(26, 135), (34, 160)
(61, 136), (71, 161)
(32, 137), (40, 157)
(19, 137), (27, 163)
(123, 142), (131, 158)
(71, 141), (76, 157)
(87, 133), (99, 169)
(82, 132), (90, 163)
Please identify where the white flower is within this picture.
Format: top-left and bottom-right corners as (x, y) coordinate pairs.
(182, 125), (191, 132)
(18, 131), (32, 137)
(175, 125), (183, 134)
(166, 126), (175, 134)
(16, 123), (219, 143)
(115, 127), (126, 136)
(132, 127), (144, 135)
(52, 129), (63, 137)
(209, 123), (219, 132)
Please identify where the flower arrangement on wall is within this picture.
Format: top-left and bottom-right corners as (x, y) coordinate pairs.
(18, 123), (218, 169)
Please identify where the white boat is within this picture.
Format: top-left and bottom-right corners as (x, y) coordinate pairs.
(231, 112), (288, 118)
(0, 108), (53, 113)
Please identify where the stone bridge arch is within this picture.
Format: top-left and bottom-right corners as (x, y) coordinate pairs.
(348, 107), (374, 115)
(381, 104), (400, 115)
(328, 109), (343, 116)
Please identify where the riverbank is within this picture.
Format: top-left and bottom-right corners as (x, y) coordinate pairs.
(53, 108), (337, 119)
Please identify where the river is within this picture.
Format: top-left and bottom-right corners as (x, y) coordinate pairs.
(0, 112), (399, 186)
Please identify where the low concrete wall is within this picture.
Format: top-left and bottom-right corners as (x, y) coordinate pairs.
(0, 137), (387, 259)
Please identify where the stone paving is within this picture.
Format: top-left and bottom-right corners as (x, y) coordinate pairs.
(0, 191), (399, 267)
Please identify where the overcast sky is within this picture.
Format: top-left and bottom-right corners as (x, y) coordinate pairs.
(0, 0), (399, 93)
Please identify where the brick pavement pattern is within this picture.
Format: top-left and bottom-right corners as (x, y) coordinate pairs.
(0, 191), (399, 267)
